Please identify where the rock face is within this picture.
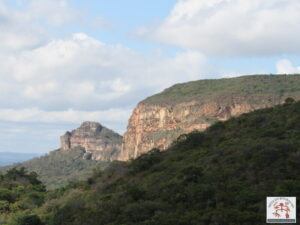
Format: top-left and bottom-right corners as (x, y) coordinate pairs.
(118, 75), (300, 161)
(60, 122), (122, 161)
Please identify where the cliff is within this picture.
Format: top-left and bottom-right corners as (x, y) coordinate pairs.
(118, 74), (300, 161)
(60, 121), (122, 161)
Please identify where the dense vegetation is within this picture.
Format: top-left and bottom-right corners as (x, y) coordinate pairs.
(1, 100), (300, 224)
(143, 74), (300, 105)
(0, 148), (109, 190)
(0, 168), (46, 225)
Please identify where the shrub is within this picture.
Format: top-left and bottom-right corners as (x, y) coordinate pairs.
(8, 213), (43, 225)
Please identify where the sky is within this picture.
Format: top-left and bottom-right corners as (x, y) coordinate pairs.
(1, 0), (300, 154)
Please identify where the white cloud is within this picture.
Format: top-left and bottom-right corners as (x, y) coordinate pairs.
(0, 33), (210, 113)
(276, 59), (300, 74)
(0, 108), (131, 124)
(149, 0), (300, 56)
(0, 0), (217, 137)
(24, 81), (58, 100)
(0, 127), (26, 134)
(26, 0), (77, 26)
(0, 1), (46, 51)
(0, 0), (84, 52)
(0, 0), (212, 123)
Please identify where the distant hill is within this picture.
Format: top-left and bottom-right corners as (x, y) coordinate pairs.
(120, 74), (300, 161)
(0, 147), (109, 190)
(60, 121), (122, 161)
(0, 121), (122, 190)
(0, 152), (39, 166)
(5, 98), (299, 225)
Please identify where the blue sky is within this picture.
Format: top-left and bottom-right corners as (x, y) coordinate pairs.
(0, 0), (300, 154)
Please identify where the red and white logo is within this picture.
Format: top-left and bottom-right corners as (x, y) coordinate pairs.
(267, 197), (296, 223)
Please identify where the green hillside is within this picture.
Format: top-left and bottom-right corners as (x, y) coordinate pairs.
(0, 148), (109, 190)
(143, 74), (300, 105)
(1, 99), (298, 225)
(0, 168), (46, 225)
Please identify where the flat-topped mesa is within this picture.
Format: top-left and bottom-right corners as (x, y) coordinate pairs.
(60, 121), (122, 162)
(118, 75), (300, 161)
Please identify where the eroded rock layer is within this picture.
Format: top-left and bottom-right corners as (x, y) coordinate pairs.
(118, 75), (300, 161)
(60, 122), (122, 161)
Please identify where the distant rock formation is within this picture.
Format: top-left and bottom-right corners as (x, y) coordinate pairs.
(118, 75), (300, 161)
(60, 121), (122, 161)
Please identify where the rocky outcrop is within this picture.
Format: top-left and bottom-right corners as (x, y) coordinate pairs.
(60, 122), (122, 161)
(119, 97), (278, 161)
(118, 75), (300, 161)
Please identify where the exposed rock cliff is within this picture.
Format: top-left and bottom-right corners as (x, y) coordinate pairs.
(118, 75), (300, 161)
(60, 121), (122, 161)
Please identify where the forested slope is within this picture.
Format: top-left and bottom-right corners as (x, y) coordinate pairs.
(1, 100), (300, 225)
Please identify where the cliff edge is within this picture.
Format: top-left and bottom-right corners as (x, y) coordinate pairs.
(61, 121), (122, 161)
(118, 75), (300, 160)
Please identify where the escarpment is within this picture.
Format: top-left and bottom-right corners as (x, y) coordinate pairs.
(118, 75), (300, 161)
(60, 121), (122, 161)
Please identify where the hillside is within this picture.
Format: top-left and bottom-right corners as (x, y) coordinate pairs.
(0, 121), (121, 190)
(143, 74), (300, 105)
(1, 99), (298, 225)
(0, 168), (46, 225)
(0, 148), (109, 190)
(119, 74), (300, 161)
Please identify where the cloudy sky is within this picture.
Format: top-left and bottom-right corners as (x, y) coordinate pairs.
(1, 0), (300, 154)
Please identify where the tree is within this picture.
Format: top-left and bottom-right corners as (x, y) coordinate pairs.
(9, 213), (43, 225)
(285, 97), (295, 104)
